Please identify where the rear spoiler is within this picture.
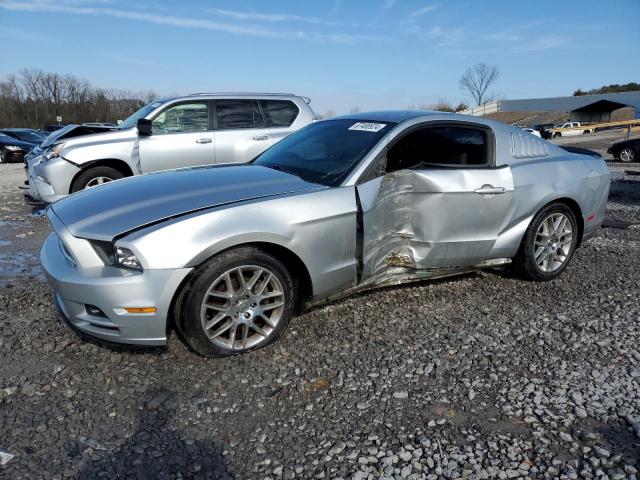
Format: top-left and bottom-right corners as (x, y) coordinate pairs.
(559, 146), (602, 159)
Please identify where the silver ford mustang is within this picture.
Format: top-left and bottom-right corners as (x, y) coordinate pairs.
(40, 111), (610, 357)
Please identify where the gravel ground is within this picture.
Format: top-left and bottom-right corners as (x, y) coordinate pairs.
(1, 151), (639, 479)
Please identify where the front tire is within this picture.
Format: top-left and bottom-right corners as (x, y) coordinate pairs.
(512, 202), (578, 281)
(619, 147), (636, 163)
(180, 247), (295, 357)
(71, 166), (124, 192)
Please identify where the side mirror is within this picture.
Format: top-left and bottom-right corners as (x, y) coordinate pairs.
(137, 118), (152, 136)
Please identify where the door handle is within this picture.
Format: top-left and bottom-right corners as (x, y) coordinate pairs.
(474, 185), (507, 195)
(196, 138), (212, 144)
(252, 135), (270, 141)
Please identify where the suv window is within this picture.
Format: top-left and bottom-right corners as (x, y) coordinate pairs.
(259, 100), (299, 128)
(216, 100), (266, 130)
(152, 102), (209, 134)
(386, 125), (489, 172)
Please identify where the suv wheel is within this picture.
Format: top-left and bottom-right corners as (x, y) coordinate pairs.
(71, 166), (124, 192)
(619, 147), (635, 163)
(512, 202), (578, 281)
(180, 247), (296, 357)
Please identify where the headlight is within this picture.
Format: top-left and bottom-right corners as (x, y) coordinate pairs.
(5, 145), (22, 151)
(115, 246), (143, 270)
(45, 142), (66, 160)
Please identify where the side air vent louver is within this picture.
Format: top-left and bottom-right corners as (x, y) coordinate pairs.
(511, 132), (549, 159)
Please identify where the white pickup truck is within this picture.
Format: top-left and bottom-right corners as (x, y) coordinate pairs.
(548, 122), (595, 138)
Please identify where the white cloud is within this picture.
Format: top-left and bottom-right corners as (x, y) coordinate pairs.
(329, 0), (344, 15)
(207, 8), (356, 27)
(408, 3), (439, 18)
(0, 0), (381, 43)
(517, 35), (568, 52)
(0, 23), (48, 41)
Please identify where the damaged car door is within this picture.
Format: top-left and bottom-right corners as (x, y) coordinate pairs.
(356, 123), (514, 282)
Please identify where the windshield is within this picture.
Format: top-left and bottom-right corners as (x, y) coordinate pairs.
(253, 119), (395, 186)
(11, 131), (44, 143)
(118, 101), (163, 129)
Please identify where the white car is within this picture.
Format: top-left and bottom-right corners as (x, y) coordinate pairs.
(520, 128), (541, 137)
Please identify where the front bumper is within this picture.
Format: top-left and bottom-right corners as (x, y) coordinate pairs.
(32, 175), (68, 204)
(40, 232), (192, 346)
(25, 156), (80, 204)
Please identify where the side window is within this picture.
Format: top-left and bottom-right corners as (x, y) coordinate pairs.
(386, 125), (489, 173)
(216, 100), (266, 130)
(259, 100), (299, 128)
(152, 102), (208, 134)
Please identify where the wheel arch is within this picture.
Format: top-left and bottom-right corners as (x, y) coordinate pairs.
(528, 196), (584, 247)
(167, 241), (314, 338)
(69, 159), (135, 193)
(553, 197), (584, 246)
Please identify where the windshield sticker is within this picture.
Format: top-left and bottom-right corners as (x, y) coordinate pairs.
(349, 122), (387, 132)
(151, 102), (162, 108)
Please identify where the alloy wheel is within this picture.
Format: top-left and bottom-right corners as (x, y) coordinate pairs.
(0, 150), (5, 163)
(200, 265), (285, 351)
(620, 148), (635, 163)
(84, 176), (113, 188)
(534, 213), (573, 273)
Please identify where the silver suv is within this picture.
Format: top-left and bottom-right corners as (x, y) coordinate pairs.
(26, 93), (316, 203)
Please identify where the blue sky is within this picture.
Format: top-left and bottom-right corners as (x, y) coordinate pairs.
(1, 0), (638, 115)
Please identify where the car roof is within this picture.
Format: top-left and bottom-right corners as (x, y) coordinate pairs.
(1, 128), (36, 132)
(615, 137), (640, 145)
(332, 110), (443, 123)
(163, 92), (307, 103)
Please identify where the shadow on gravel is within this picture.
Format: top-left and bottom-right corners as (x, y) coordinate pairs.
(609, 178), (640, 206)
(74, 397), (232, 479)
(588, 421), (640, 464)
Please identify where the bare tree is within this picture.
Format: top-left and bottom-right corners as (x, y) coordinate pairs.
(0, 69), (158, 128)
(459, 63), (499, 106)
(429, 99), (455, 112)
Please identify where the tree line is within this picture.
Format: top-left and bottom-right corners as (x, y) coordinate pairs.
(573, 82), (640, 96)
(0, 69), (158, 129)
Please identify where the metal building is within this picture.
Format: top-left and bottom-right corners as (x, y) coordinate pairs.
(461, 91), (640, 121)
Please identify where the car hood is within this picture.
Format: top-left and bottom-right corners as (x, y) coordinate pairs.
(50, 164), (326, 241)
(42, 125), (125, 148)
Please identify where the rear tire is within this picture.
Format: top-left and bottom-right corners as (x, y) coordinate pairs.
(71, 166), (124, 192)
(179, 247), (296, 357)
(619, 147), (635, 163)
(0, 149), (5, 164)
(512, 202), (578, 281)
